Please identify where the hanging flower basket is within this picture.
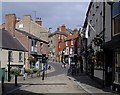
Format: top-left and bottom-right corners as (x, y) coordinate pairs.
(28, 56), (34, 63)
(94, 37), (103, 46)
(95, 51), (104, 61)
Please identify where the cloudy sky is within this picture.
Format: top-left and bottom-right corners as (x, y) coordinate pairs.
(2, 2), (90, 31)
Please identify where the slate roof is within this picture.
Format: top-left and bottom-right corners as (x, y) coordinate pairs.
(0, 29), (28, 51)
(15, 28), (48, 44)
(64, 33), (78, 42)
(48, 31), (69, 37)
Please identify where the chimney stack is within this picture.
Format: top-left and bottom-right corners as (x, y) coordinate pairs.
(61, 24), (66, 32)
(57, 27), (60, 32)
(5, 14), (16, 37)
(23, 15), (32, 32)
(16, 18), (20, 24)
(23, 15), (32, 22)
(49, 27), (52, 33)
(35, 17), (42, 26)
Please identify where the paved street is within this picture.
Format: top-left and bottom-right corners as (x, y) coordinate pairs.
(3, 62), (119, 95)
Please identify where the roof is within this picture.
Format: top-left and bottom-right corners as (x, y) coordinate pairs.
(48, 31), (69, 37)
(65, 33), (78, 42)
(15, 28), (48, 44)
(0, 29), (28, 51)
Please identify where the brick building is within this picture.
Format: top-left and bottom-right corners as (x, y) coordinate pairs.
(4, 14), (48, 69)
(52, 24), (79, 64)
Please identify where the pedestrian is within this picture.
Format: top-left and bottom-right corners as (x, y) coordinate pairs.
(61, 56), (65, 68)
(46, 57), (48, 70)
(23, 73), (26, 80)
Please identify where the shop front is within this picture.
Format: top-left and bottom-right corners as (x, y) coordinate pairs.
(102, 1), (120, 91)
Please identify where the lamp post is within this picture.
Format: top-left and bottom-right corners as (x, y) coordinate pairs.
(8, 52), (11, 82)
(42, 54), (46, 80)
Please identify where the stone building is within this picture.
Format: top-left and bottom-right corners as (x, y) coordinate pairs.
(81, 1), (112, 87)
(4, 14), (48, 69)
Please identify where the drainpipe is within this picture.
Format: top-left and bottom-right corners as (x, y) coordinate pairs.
(103, 2), (105, 88)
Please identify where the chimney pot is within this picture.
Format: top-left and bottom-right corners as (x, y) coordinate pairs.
(61, 24), (66, 32)
(49, 27), (52, 33)
(57, 27), (60, 31)
(16, 18), (20, 23)
(35, 17), (42, 26)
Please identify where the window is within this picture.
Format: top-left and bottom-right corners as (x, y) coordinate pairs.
(35, 40), (37, 46)
(71, 40), (74, 45)
(59, 45), (60, 48)
(31, 40), (34, 46)
(19, 52), (23, 62)
(115, 50), (120, 83)
(8, 51), (13, 62)
(40, 42), (43, 47)
(66, 42), (68, 46)
(18, 24), (23, 29)
(112, 2), (120, 35)
(58, 35), (60, 39)
(113, 15), (120, 35)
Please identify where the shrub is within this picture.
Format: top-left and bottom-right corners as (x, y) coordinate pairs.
(25, 69), (32, 74)
(10, 68), (20, 75)
(33, 68), (39, 73)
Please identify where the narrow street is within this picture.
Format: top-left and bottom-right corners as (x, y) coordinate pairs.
(3, 62), (118, 95)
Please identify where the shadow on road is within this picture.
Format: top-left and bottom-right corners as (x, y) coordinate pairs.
(67, 67), (119, 95)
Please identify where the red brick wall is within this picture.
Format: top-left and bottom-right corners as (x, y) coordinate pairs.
(5, 14), (16, 36)
(37, 42), (40, 54)
(42, 43), (48, 56)
(56, 34), (59, 55)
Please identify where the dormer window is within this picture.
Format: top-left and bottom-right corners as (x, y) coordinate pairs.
(18, 24), (23, 29)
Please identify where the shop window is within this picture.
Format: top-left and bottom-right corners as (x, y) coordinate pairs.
(115, 51), (120, 83)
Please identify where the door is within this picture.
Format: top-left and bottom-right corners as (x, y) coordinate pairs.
(105, 49), (113, 87)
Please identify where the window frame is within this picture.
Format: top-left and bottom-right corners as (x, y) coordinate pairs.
(113, 14), (120, 36)
(19, 52), (23, 62)
(8, 51), (13, 62)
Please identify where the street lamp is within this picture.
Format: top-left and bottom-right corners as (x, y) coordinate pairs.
(8, 51), (11, 82)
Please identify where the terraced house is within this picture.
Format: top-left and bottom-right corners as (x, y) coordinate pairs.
(0, 29), (28, 81)
(3, 14), (48, 70)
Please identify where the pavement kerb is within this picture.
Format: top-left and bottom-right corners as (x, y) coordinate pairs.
(67, 76), (91, 93)
(3, 65), (56, 94)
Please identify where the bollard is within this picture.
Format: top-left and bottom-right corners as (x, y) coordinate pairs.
(42, 70), (44, 80)
(15, 75), (17, 86)
(2, 76), (4, 92)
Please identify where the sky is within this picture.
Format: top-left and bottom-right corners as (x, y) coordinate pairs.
(1, 2), (90, 31)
